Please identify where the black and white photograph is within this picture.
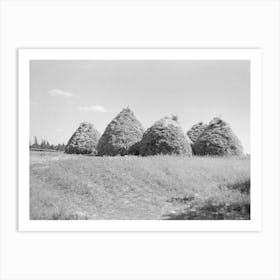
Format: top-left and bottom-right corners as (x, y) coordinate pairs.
(26, 51), (253, 223)
(2, 1), (279, 279)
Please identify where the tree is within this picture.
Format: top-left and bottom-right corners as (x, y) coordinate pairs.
(40, 140), (46, 149)
(30, 137), (66, 152)
(32, 136), (40, 148)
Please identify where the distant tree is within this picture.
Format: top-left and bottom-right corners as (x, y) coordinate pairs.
(40, 140), (46, 149)
(32, 136), (40, 148)
(56, 143), (65, 151)
(56, 143), (62, 151)
(30, 137), (66, 151)
(34, 136), (38, 146)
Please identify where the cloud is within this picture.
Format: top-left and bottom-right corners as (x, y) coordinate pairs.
(78, 105), (107, 113)
(48, 89), (74, 97)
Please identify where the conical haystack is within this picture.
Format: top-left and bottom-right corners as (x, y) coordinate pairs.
(97, 107), (144, 156)
(127, 141), (142, 155)
(65, 122), (100, 154)
(192, 117), (244, 156)
(187, 122), (207, 143)
(139, 115), (192, 156)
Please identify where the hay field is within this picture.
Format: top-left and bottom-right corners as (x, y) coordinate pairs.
(30, 151), (250, 220)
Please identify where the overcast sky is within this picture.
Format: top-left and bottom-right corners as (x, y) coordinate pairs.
(30, 60), (250, 152)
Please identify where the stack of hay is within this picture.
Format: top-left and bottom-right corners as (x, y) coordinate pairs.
(65, 111), (244, 157)
(139, 115), (192, 156)
(65, 122), (100, 155)
(192, 117), (244, 156)
(187, 122), (207, 144)
(97, 107), (145, 156)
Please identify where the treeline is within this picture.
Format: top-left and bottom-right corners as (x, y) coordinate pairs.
(30, 136), (66, 151)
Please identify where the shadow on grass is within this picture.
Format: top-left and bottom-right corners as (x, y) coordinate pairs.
(164, 179), (250, 220)
(223, 179), (250, 194)
(164, 201), (250, 220)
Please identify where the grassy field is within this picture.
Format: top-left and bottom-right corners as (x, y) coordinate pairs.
(30, 151), (250, 220)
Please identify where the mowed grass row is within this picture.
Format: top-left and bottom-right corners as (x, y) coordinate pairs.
(30, 152), (250, 220)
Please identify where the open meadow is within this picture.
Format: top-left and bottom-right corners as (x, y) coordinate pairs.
(30, 151), (250, 220)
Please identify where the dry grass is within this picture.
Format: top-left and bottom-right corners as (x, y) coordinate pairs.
(30, 151), (250, 220)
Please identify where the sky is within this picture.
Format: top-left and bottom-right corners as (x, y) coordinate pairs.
(30, 60), (250, 153)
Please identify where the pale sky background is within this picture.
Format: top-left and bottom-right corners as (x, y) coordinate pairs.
(30, 60), (250, 153)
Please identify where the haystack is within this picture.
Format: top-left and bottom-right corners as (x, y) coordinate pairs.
(97, 107), (144, 156)
(187, 122), (207, 143)
(127, 141), (142, 155)
(65, 122), (100, 154)
(192, 117), (244, 156)
(139, 115), (192, 156)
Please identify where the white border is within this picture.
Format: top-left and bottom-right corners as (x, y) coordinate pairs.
(18, 49), (262, 232)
